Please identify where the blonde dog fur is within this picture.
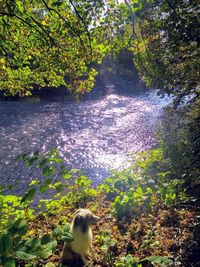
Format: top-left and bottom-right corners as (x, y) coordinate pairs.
(62, 209), (100, 266)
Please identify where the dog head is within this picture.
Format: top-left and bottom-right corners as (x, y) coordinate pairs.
(73, 209), (100, 233)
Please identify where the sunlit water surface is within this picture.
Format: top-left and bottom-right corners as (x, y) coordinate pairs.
(0, 81), (170, 194)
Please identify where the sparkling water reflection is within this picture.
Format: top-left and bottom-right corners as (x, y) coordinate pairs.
(0, 83), (170, 193)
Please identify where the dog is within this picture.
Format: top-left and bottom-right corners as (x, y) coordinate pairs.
(62, 208), (100, 266)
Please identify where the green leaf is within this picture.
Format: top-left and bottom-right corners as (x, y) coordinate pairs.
(41, 234), (51, 245)
(45, 178), (52, 186)
(51, 148), (57, 156)
(16, 1), (24, 12)
(13, 219), (27, 229)
(21, 188), (36, 203)
(36, 246), (52, 259)
(143, 256), (174, 266)
(100, 244), (108, 251)
(38, 159), (48, 168)
(61, 232), (74, 242)
(55, 182), (64, 192)
(45, 240), (57, 250)
(109, 239), (116, 247)
(24, 237), (40, 249)
(53, 226), (63, 237)
(61, 171), (72, 179)
(10, 219), (28, 235)
(26, 158), (36, 167)
(15, 251), (36, 260)
(39, 184), (48, 193)
(42, 166), (55, 176)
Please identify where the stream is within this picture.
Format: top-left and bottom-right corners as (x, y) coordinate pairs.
(0, 76), (170, 195)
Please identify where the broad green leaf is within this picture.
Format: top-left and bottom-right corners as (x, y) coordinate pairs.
(143, 256), (174, 266)
(21, 188), (36, 203)
(42, 166), (55, 176)
(13, 219), (27, 230)
(25, 158), (35, 167)
(15, 251), (36, 260)
(53, 226), (63, 237)
(51, 148), (57, 156)
(41, 234), (51, 245)
(38, 159), (48, 168)
(39, 184), (48, 193)
(24, 237), (40, 249)
(10, 219), (28, 235)
(45, 178), (52, 186)
(36, 246), (52, 259)
(45, 240), (57, 250)
(61, 232), (74, 242)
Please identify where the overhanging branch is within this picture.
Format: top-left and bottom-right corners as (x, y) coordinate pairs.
(0, 11), (54, 45)
(40, 0), (84, 49)
(68, 0), (93, 61)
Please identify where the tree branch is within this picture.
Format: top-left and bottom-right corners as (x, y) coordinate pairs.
(30, 15), (56, 46)
(40, 0), (84, 48)
(68, 0), (93, 61)
(0, 11), (52, 45)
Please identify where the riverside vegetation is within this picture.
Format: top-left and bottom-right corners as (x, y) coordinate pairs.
(0, 0), (199, 266)
(0, 142), (199, 266)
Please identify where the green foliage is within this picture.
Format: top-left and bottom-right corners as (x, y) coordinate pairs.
(142, 255), (174, 266)
(0, 0), (135, 96)
(100, 148), (186, 219)
(17, 149), (98, 210)
(140, 229), (160, 250)
(53, 224), (74, 242)
(98, 230), (117, 264)
(0, 144), (194, 265)
(0, 219), (57, 266)
(115, 254), (175, 266)
(115, 254), (141, 267)
(0, 194), (34, 231)
(158, 106), (200, 201)
(132, 0), (199, 105)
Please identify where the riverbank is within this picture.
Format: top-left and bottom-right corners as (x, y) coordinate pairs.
(1, 148), (200, 266)
(24, 195), (200, 267)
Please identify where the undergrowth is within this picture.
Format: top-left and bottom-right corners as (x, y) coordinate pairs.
(0, 148), (199, 266)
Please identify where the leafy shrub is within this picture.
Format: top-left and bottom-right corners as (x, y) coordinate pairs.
(0, 194), (34, 231)
(100, 148), (187, 219)
(17, 149), (98, 212)
(0, 219), (57, 266)
(98, 230), (117, 264)
(115, 254), (141, 267)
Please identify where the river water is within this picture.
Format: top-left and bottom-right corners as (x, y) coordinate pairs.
(0, 77), (170, 194)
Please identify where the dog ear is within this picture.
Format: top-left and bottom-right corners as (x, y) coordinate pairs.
(74, 214), (86, 225)
(74, 214), (81, 226)
(74, 214), (88, 233)
(74, 209), (82, 216)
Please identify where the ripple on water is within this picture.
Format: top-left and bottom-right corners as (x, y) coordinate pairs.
(0, 89), (170, 193)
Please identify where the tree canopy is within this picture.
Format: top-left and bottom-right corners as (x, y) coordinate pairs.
(132, 0), (200, 105)
(0, 0), (199, 103)
(0, 0), (113, 96)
